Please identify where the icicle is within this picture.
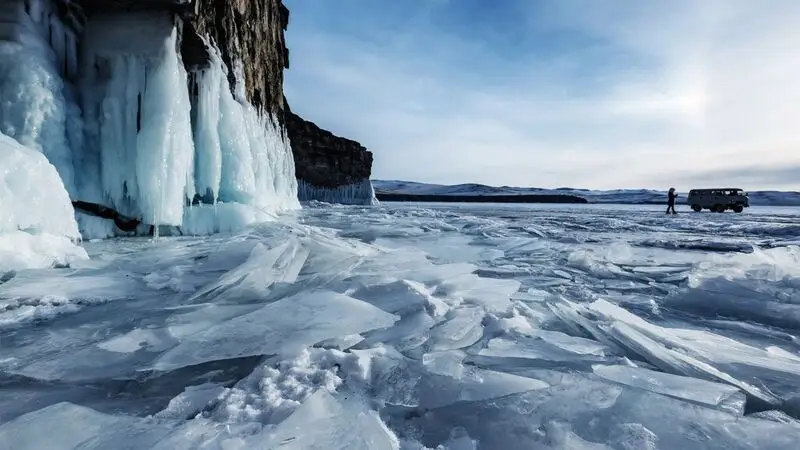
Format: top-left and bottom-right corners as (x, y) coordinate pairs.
(297, 179), (379, 205)
(134, 26), (195, 226)
(196, 37), (299, 212)
(191, 40), (224, 204)
(0, 0), (77, 198)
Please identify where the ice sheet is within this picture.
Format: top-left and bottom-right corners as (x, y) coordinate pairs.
(592, 364), (746, 415)
(257, 390), (400, 449)
(388, 373), (800, 450)
(152, 290), (399, 371)
(2, 201), (800, 448)
(0, 402), (172, 450)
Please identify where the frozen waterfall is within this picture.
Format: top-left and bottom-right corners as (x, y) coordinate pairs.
(1, 2), (300, 240)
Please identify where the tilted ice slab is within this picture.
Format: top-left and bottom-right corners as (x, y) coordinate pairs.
(432, 273), (520, 313)
(152, 290), (398, 371)
(256, 390), (400, 450)
(388, 373), (800, 450)
(338, 346), (549, 411)
(592, 364), (746, 415)
(0, 391), (400, 450)
(425, 306), (485, 352)
(350, 278), (449, 318)
(188, 238), (310, 304)
(418, 350), (550, 409)
(475, 329), (614, 366)
(549, 297), (800, 407)
(0, 402), (173, 450)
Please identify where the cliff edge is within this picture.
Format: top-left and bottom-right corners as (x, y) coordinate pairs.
(184, 0), (378, 204)
(285, 104), (377, 205)
(1, 0), (375, 239)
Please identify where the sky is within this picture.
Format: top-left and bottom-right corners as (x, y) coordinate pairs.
(282, 0), (800, 191)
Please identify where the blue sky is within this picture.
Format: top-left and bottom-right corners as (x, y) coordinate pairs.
(283, 0), (800, 190)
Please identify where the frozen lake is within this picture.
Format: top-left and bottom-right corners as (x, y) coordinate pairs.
(1, 202), (800, 449)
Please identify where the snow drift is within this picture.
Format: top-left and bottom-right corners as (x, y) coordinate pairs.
(0, 131), (87, 270)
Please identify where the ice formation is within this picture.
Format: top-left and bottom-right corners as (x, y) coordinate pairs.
(3, 203), (800, 448)
(298, 179), (379, 206)
(79, 12), (299, 233)
(0, 131), (87, 270)
(0, 0), (78, 197)
(1, 2), (300, 241)
(5, 2), (800, 449)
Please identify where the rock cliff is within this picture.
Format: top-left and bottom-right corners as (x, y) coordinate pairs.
(182, 0), (376, 202)
(182, 0), (290, 120)
(284, 105), (374, 189)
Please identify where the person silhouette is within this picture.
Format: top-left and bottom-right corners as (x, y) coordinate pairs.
(666, 187), (677, 214)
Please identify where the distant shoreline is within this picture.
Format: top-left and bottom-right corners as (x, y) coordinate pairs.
(375, 192), (588, 204)
(372, 180), (800, 207)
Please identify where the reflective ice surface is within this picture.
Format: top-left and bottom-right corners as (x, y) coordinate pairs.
(2, 202), (800, 449)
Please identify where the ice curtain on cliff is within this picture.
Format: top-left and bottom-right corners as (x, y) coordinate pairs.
(0, 0), (299, 244)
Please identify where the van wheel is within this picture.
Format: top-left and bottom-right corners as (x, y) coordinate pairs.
(714, 205), (725, 212)
(691, 204), (702, 212)
(733, 205), (744, 213)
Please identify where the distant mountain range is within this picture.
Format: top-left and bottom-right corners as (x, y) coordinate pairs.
(372, 180), (800, 207)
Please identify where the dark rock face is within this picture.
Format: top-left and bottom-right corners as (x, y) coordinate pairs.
(78, 0), (289, 121)
(185, 0), (290, 119)
(285, 106), (374, 188)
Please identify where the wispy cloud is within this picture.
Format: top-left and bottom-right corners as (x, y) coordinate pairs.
(283, 0), (800, 190)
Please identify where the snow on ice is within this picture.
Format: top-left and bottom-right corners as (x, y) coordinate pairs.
(0, 131), (87, 270)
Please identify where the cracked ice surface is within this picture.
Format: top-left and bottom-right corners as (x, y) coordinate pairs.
(2, 203), (800, 449)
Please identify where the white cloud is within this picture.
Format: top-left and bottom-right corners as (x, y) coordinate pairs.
(283, 0), (800, 190)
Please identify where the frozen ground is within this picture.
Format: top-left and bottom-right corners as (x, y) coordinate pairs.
(1, 202), (800, 449)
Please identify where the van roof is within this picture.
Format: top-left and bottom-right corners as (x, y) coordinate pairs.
(690, 188), (743, 191)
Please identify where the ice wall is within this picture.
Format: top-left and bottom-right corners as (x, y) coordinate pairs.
(76, 11), (298, 235)
(187, 37), (298, 212)
(0, 0), (79, 197)
(297, 179), (379, 206)
(2, 0), (371, 240)
(79, 12), (195, 227)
